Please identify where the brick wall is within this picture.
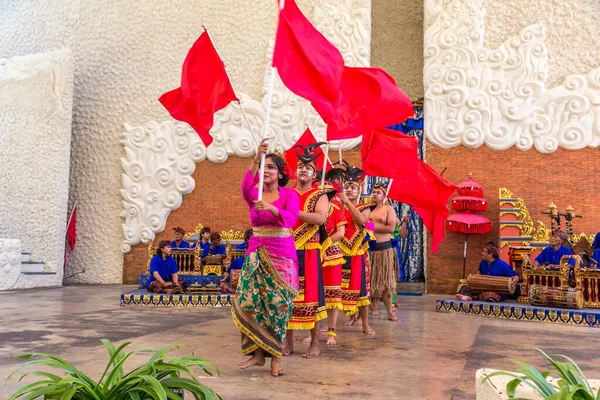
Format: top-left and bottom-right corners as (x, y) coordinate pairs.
(426, 144), (600, 294)
(122, 150), (363, 283)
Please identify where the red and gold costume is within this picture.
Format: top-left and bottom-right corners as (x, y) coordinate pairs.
(340, 203), (372, 315)
(321, 199), (347, 310)
(288, 187), (328, 330)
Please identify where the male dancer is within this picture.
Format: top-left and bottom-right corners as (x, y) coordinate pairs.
(285, 144), (330, 359)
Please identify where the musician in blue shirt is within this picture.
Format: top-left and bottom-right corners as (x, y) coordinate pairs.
(195, 227), (211, 257)
(147, 241), (180, 293)
(202, 232), (227, 264)
(534, 231), (574, 267)
(170, 227), (190, 250)
(457, 242), (518, 302)
(220, 229), (253, 293)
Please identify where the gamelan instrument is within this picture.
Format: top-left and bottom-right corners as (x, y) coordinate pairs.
(467, 274), (516, 294)
(528, 284), (584, 309)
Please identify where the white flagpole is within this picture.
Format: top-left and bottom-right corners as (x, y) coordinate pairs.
(258, 0), (285, 200)
(320, 143), (329, 189)
(257, 68), (277, 201)
(338, 141), (343, 164)
(203, 25), (260, 148)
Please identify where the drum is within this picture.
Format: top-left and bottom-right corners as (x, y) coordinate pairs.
(467, 274), (516, 294)
(528, 284), (584, 309)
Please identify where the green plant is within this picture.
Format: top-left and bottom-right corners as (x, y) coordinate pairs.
(483, 347), (599, 400)
(6, 339), (221, 400)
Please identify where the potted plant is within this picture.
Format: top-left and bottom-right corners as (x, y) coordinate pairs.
(483, 347), (599, 399)
(6, 339), (221, 400)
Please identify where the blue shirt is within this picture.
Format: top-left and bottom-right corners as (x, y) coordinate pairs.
(207, 244), (226, 257)
(478, 258), (518, 277)
(593, 232), (600, 250)
(170, 240), (190, 250)
(235, 242), (247, 252)
(147, 255), (178, 287)
(197, 241), (211, 258)
(535, 246), (574, 266)
(591, 248), (600, 266)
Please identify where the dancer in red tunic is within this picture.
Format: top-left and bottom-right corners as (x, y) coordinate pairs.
(285, 143), (330, 359)
(337, 162), (375, 334)
(320, 173), (346, 345)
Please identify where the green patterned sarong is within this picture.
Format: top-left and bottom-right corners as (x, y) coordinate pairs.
(231, 246), (298, 357)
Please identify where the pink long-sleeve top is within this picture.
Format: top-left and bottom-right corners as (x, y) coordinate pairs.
(242, 170), (299, 262)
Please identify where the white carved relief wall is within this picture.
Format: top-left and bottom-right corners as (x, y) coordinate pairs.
(120, 0), (373, 252)
(424, 0), (600, 153)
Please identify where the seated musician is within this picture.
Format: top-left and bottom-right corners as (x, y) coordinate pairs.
(147, 241), (182, 293)
(456, 242), (518, 302)
(219, 229), (253, 293)
(533, 231), (574, 267)
(202, 231), (227, 264)
(170, 227), (190, 249)
(195, 226), (211, 255)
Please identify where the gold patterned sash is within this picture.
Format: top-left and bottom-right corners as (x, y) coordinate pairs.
(252, 227), (292, 238)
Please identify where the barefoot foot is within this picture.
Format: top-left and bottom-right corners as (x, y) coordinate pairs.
(282, 345), (293, 356)
(302, 336), (312, 344)
(362, 325), (375, 335)
(371, 311), (381, 317)
(456, 294), (472, 301)
(302, 345), (320, 359)
(271, 358), (285, 377)
(239, 355), (266, 369)
(326, 336), (336, 345)
(387, 313), (400, 322)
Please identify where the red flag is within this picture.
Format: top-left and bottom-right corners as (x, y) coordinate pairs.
(273, 0), (344, 123)
(361, 128), (418, 179)
(284, 128), (332, 179)
(159, 30), (237, 147)
(327, 67), (414, 140)
(413, 207), (446, 254)
(386, 161), (457, 253)
(66, 203), (77, 251)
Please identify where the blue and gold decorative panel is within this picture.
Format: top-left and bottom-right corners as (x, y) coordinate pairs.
(121, 291), (233, 307)
(436, 300), (600, 328)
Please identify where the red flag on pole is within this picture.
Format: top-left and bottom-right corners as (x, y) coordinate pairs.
(327, 67), (414, 140)
(386, 160), (457, 253)
(273, 0), (344, 123)
(361, 128), (419, 178)
(159, 30), (237, 147)
(66, 202), (77, 251)
(284, 127), (332, 179)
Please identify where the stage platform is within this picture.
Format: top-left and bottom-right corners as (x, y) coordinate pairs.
(436, 299), (600, 328)
(121, 289), (232, 307)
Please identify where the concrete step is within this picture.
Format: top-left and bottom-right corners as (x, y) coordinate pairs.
(21, 253), (31, 262)
(21, 261), (45, 273)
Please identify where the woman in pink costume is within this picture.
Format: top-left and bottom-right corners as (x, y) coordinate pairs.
(231, 138), (300, 377)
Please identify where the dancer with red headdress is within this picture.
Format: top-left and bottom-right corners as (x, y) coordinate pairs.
(285, 143), (331, 359)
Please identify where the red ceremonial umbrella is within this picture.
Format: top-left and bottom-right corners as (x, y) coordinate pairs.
(446, 174), (492, 279)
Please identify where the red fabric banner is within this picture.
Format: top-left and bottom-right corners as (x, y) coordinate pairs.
(386, 160), (457, 253)
(159, 31), (237, 147)
(273, 0), (344, 123)
(327, 67), (414, 140)
(66, 204), (77, 251)
(361, 128), (418, 179)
